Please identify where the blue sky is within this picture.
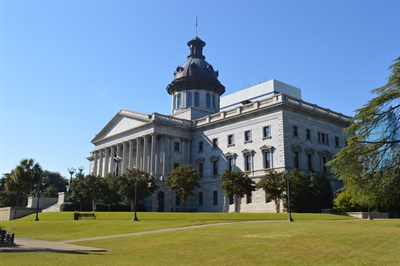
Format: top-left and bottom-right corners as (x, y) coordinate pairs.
(1, 0), (399, 177)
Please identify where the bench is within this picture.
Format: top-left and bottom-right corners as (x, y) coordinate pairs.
(0, 228), (15, 245)
(74, 212), (96, 220)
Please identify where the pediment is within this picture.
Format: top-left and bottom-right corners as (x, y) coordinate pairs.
(224, 152), (237, 158)
(260, 145), (274, 150)
(92, 110), (151, 142)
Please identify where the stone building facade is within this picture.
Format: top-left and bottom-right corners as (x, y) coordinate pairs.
(88, 36), (350, 212)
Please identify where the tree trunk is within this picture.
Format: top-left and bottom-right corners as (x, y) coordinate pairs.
(181, 196), (187, 210)
(274, 198), (280, 213)
(92, 199), (96, 212)
(234, 195), (240, 213)
(130, 198), (134, 212)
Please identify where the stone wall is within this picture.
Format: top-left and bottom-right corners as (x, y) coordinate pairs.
(0, 207), (37, 221)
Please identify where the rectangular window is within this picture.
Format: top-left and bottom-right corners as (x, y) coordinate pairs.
(212, 138), (218, 148)
(306, 129), (311, 140)
(174, 141), (180, 152)
(335, 136), (339, 147)
(198, 192), (203, 206)
(294, 151), (299, 169)
(227, 134), (234, 146)
(318, 132), (329, 144)
(198, 141), (203, 152)
(244, 154), (252, 171)
(213, 191), (218, 205)
(244, 130), (252, 142)
(322, 156), (328, 173)
(175, 194), (181, 206)
(246, 193), (252, 204)
(263, 126), (271, 138)
(174, 163), (179, 169)
(264, 151), (271, 169)
(228, 158), (235, 171)
(293, 125), (298, 137)
(213, 160), (218, 175)
(307, 153), (313, 171)
(198, 162), (203, 178)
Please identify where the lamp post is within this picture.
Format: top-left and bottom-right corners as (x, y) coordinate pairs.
(133, 172), (139, 221)
(35, 175), (43, 222)
(367, 205), (373, 220)
(67, 167), (76, 192)
(286, 173), (294, 222)
(114, 155), (122, 176)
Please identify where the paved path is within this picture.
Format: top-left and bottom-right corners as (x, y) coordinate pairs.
(0, 220), (276, 253)
(63, 220), (273, 244)
(0, 238), (106, 253)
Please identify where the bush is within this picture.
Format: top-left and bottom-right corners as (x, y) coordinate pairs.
(333, 190), (364, 212)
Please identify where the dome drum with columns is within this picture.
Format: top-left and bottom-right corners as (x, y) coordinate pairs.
(166, 37), (225, 118)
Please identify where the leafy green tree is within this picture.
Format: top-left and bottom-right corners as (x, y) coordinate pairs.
(166, 165), (200, 209)
(285, 169), (332, 213)
(329, 57), (400, 211)
(333, 190), (364, 212)
(103, 174), (122, 211)
(83, 175), (107, 212)
(118, 168), (158, 211)
(69, 171), (89, 211)
(41, 171), (68, 196)
(221, 170), (256, 212)
(0, 175), (18, 207)
(5, 159), (43, 207)
(257, 171), (286, 213)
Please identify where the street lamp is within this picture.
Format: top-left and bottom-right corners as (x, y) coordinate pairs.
(78, 166), (85, 175)
(67, 167), (76, 192)
(114, 155), (122, 176)
(35, 175), (43, 221)
(286, 173), (294, 222)
(133, 172), (139, 221)
(367, 205), (373, 220)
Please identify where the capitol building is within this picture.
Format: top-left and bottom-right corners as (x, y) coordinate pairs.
(88, 36), (350, 212)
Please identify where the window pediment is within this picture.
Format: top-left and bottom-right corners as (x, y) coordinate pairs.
(224, 152), (237, 158)
(241, 148), (255, 155)
(260, 145), (274, 151)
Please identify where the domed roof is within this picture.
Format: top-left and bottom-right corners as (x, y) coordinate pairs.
(166, 37), (225, 95)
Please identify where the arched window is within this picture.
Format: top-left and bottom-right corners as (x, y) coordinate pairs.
(177, 93), (182, 109)
(194, 92), (200, 107)
(206, 93), (211, 108)
(187, 92), (192, 107)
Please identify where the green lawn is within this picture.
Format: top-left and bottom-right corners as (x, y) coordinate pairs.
(1, 212), (399, 265)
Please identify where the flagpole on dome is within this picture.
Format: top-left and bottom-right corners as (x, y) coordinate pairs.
(195, 14), (198, 37)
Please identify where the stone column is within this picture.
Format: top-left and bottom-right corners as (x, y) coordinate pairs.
(121, 142), (128, 175)
(110, 146), (115, 175)
(98, 150), (103, 177)
(136, 138), (142, 170)
(150, 134), (156, 175)
(143, 135), (149, 173)
(165, 135), (171, 174)
(93, 151), (98, 176)
(128, 140), (134, 170)
(104, 147), (109, 175)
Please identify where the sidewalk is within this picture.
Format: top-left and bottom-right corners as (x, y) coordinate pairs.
(0, 238), (106, 253)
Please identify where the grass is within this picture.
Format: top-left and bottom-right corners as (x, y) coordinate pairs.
(1, 212), (399, 265)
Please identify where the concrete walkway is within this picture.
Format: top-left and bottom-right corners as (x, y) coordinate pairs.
(0, 238), (106, 253)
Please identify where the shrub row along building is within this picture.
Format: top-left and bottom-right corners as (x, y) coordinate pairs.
(88, 36), (350, 212)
